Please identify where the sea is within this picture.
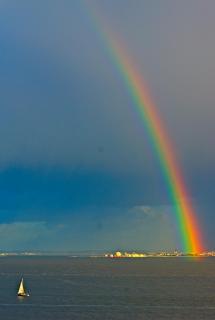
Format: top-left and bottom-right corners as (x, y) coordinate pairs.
(0, 256), (215, 320)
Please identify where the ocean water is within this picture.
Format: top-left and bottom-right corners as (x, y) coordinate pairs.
(0, 257), (215, 319)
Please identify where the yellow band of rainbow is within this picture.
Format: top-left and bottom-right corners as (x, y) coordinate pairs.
(84, 2), (204, 253)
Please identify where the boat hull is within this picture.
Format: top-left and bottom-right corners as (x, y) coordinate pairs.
(17, 293), (30, 297)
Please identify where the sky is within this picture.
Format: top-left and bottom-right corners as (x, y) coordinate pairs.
(0, 0), (214, 251)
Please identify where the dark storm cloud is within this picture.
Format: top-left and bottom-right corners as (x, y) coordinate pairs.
(0, 0), (213, 171)
(0, 1), (214, 249)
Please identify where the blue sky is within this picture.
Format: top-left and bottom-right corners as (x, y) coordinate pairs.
(0, 0), (214, 251)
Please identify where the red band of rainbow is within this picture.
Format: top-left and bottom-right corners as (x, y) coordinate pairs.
(84, 2), (204, 253)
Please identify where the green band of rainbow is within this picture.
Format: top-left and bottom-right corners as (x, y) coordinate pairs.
(85, 2), (204, 253)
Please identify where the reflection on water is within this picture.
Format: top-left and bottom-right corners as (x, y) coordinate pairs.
(0, 257), (214, 319)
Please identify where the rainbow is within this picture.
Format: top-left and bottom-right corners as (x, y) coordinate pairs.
(84, 3), (204, 253)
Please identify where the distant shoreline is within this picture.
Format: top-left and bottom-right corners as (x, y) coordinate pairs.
(104, 251), (215, 258)
(0, 250), (214, 258)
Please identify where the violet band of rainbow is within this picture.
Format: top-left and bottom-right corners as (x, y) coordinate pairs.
(84, 2), (204, 253)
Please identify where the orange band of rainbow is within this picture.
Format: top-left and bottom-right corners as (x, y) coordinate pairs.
(84, 2), (204, 253)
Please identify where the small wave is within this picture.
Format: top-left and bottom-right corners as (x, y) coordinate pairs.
(0, 304), (215, 309)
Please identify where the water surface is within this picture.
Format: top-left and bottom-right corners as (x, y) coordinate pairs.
(0, 256), (215, 319)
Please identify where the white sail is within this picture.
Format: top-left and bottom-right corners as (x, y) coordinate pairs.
(18, 278), (26, 295)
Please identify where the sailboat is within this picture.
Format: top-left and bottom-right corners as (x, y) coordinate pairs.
(17, 278), (30, 297)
